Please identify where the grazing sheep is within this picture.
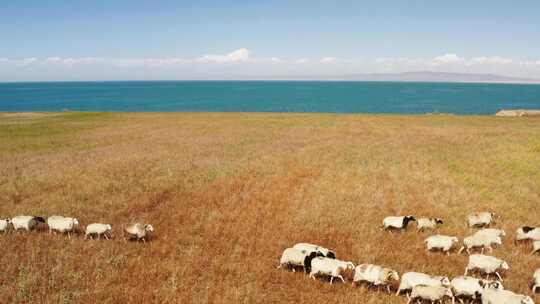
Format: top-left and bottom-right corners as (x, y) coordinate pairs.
(11, 216), (46, 231)
(459, 234), (502, 254)
(293, 243), (336, 258)
(352, 264), (399, 292)
(417, 218), (444, 231)
(124, 223), (154, 243)
(309, 257), (351, 284)
(474, 229), (506, 244)
(531, 240), (540, 255)
(464, 254), (508, 281)
(0, 219), (10, 233)
(451, 276), (503, 304)
(382, 215), (416, 231)
(467, 212), (494, 228)
(397, 272), (451, 296)
(425, 235), (459, 254)
(406, 285), (454, 304)
(481, 288), (535, 304)
(532, 268), (540, 293)
(84, 223), (112, 240)
(47, 216), (79, 238)
(278, 247), (319, 273)
(515, 226), (540, 243)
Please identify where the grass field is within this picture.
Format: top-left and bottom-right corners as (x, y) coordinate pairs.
(1, 112), (540, 304)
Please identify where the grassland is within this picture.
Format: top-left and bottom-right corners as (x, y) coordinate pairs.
(0, 112), (539, 304)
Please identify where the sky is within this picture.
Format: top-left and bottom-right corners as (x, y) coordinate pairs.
(1, 0), (540, 81)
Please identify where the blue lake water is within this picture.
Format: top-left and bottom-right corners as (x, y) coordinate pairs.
(1, 81), (540, 114)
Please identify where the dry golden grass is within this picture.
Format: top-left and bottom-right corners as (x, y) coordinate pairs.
(0, 112), (539, 304)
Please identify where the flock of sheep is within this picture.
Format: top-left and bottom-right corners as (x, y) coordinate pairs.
(0, 215), (154, 242)
(278, 212), (540, 304)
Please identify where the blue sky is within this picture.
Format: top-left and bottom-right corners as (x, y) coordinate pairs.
(1, 0), (540, 81)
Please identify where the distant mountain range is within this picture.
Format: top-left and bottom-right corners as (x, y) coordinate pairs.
(268, 71), (540, 84)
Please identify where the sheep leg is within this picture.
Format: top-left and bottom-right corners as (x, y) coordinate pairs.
(495, 272), (502, 281)
(464, 267), (468, 275)
(387, 285), (391, 293)
(532, 285), (538, 293)
(330, 276), (334, 284)
(480, 247), (484, 254)
(338, 275), (345, 283)
(104, 234), (110, 240)
(406, 296), (412, 304)
(458, 247), (464, 254)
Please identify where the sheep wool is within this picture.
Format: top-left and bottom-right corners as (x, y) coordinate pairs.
(293, 243), (336, 259)
(450, 276), (503, 302)
(407, 285), (453, 304)
(465, 254), (509, 281)
(11, 216), (46, 231)
(459, 234), (502, 254)
(416, 218), (443, 231)
(481, 288), (535, 304)
(353, 264), (399, 292)
(85, 223), (112, 240)
(397, 272), (450, 296)
(533, 268), (540, 293)
(425, 235), (459, 254)
(0, 219), (10, 233)
(382, 215), (416, 230)
(124, 223), (154, 242)
(309, 257), (348, 284)
(467, 212), (494, 228)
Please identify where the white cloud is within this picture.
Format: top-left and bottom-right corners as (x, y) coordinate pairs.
(468, 56), (512, 65)
(113, 58), (185, 68)
(45, 57), (61, 63)
(21, 57), (38, 65)
(270, 57), (281, 63)
(320, 57), (337, 64)
(536, 60), (540, 65)
(295, 58), (309, 64)
(432, 53), (465, 65)
(0, 58), (8, 63)
(197, 48), (251, 63)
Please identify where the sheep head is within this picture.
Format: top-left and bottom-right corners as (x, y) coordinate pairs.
(144, 224), (154, 232)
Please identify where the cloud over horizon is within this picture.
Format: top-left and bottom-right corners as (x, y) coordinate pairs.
(1, 48), (540, 81)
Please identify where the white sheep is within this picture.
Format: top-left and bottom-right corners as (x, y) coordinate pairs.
(0, 219), (10, 233)
(467, 212), (494, 228)
(309, 257), (351, 284)
(397, 272), (451, 296)
(532, 268), (540, 293)
(277, 247), (318, 273)
(417, 218), (444, 231)
(406, 285), (454, 304)
(450, 276), (503, 304)
(352, 264), (399, 292)
(481, 288), (535, 304)
(11, 216), (46, 231)
(124, 223), (154, 243)
(425, 235), (459, 254)
(47, 216), (79, 238)
(84, 223), (112, 240)
(459, 234), (502, 254)
(293, 242), (336, 258)
(515, 226), (540, 243)
(532, 240), (540, 255)
(382, 215), (416, 231)
(464, 254), (509, 281)
(474, 228), (505, 239)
